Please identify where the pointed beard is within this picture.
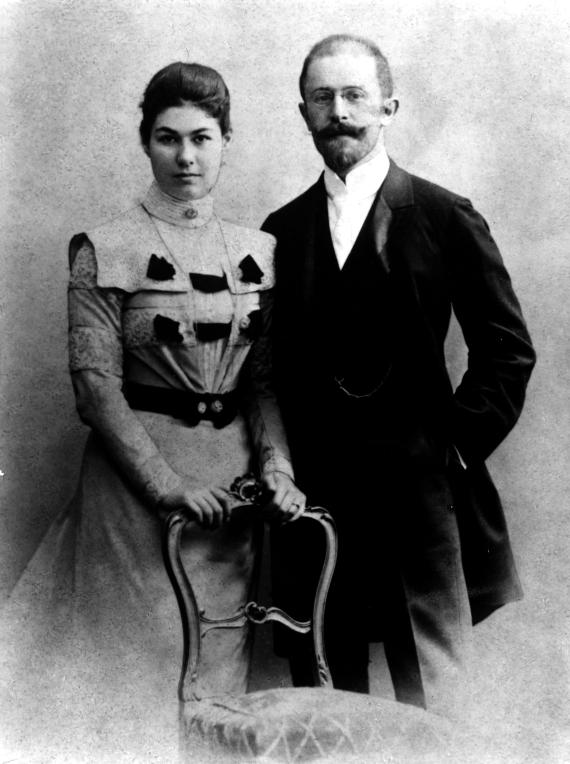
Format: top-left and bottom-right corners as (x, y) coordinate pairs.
(315, 135), (364, 174)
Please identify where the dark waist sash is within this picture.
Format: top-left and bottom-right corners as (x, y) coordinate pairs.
(123, 381), (239, 429)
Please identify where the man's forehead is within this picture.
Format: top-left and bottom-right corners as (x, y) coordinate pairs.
(305, 49), (379, 89)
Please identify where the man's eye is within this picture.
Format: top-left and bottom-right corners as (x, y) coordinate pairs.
(345, 90), (365, 102)
(312, 92), (333, 105)
(193, 135), (211, 145)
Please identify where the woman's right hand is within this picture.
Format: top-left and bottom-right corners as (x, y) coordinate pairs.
(158, 481), (232, 529)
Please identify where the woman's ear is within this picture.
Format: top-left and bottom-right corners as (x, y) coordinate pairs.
(222, 129), (233, 149)
(142, 142), (150, 157)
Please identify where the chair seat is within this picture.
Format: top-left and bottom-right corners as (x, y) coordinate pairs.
(180, 686), (477, 762)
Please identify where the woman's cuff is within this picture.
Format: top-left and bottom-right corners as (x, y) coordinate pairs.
(261, 456), (295, 481)
(140, 456), (183, 507)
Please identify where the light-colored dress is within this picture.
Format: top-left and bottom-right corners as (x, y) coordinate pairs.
(0, 183), (293, 760)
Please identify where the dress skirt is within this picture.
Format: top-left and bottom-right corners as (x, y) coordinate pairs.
(1, 411), (258, 759)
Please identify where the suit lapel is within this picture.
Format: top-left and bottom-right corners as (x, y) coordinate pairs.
(298, 160), (415, 302)
(299, 178), (328, 316)
(372, 159), (415, 276)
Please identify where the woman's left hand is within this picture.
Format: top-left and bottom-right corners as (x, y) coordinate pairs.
(262, 471), (306, 523)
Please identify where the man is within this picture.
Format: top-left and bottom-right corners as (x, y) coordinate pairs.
(262, 34), (535, 715)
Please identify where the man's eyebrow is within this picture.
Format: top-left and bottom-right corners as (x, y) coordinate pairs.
(310, 85), (366, 93)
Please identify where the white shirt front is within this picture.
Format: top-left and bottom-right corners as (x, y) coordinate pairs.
(324, 144), (390, 268)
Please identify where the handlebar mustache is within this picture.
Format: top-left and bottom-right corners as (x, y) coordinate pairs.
(317, 124), (364, 139)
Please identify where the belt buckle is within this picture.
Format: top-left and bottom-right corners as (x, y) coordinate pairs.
(211, 399), (224, 414)
(195, 395), (225, 424)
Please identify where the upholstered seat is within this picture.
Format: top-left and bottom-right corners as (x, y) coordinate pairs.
(179, 686), (487, 763)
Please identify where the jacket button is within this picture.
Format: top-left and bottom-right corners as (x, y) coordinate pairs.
(211, 399), (223, 413)
(239, 316), (251, 330)
(448, 504), (455, 513)
(197, 401), (207, 414)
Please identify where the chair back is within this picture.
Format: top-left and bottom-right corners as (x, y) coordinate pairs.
(162, 474), (337, 702)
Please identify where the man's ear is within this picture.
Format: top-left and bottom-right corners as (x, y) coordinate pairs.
(380, 97), (399, 126)
(299, 101), (310, 129)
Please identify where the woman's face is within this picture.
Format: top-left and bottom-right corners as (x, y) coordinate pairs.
(145, 103), (231, 201)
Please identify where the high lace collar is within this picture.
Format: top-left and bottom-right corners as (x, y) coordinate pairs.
(141, 182), (214, 228)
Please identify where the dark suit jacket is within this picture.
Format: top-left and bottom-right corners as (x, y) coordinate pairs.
(262, 160), (536, 625)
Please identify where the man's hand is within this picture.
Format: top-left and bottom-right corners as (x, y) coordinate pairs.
(262, 471), (306, 523)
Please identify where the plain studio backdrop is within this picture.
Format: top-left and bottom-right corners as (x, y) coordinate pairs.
(1, 0), (569, 761)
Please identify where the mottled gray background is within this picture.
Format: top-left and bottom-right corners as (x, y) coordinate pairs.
(1, 0), (569, 761)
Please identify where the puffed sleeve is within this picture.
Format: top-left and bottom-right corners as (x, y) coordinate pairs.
(240, 288), (295, 480)
(68, 234), (183, 506)
(447, 200), (536, 463)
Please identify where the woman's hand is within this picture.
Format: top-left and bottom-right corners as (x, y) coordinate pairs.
(158, 481), (232, 529)
(262, 471), (306, 524)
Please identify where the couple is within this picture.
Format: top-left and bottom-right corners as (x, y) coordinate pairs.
(4, 34), (535, 730)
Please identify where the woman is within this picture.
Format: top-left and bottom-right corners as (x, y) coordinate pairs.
(1, 62), (304, 757)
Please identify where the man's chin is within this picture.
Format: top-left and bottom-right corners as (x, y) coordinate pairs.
(319, 146), (358, 175)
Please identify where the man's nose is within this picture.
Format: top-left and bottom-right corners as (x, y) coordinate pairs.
(330, 94), (349, 121)
(177, 139), (195, 165)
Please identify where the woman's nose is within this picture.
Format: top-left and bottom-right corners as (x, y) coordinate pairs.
(177, 139), (195, 165)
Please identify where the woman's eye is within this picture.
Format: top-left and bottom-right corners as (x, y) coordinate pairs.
(157, 135), (176, 144)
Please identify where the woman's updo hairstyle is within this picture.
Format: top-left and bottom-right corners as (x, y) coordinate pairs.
(139, 62), (231, 146)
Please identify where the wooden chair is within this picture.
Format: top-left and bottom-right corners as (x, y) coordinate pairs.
(163, 476), (486, 763)
(163, 474), (336, 701)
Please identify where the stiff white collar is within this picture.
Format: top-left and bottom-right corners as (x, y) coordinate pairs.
(141, 181), (214, 229)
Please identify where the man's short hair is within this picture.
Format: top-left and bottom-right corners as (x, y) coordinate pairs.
(299, 34), (394, 101)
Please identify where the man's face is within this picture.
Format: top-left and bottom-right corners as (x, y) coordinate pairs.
(300, 48), (395, 177)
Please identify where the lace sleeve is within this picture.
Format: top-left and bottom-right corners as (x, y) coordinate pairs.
(240, 288), (294, 479)
(67, 233), (182, 506)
